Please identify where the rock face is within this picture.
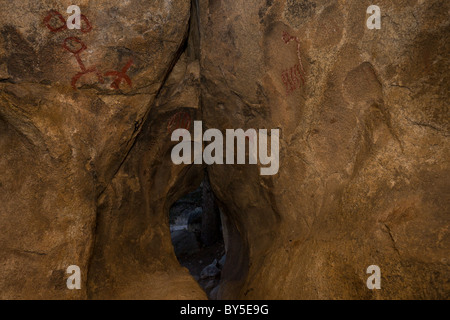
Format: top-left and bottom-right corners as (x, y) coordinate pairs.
(198, 0), (449, 299)
(200, 260), (220, 280)
(0, 0), (448, 300)
(0, 0), (205, 299)
(187, 207), (203, 234)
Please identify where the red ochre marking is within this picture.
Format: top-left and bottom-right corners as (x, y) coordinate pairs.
(63, 36), (87, 55)
(167, 112), (192, 134)
(281, 64), (304, 95)
(62, 37), (104, 89)
(44, 10), (93, 34)
(281, 31), (306, 95)
(104, 59), (134, 90)
(71, 67), (105, 90)
(44, 9), (132, 90)
(44, 10), (67, 32)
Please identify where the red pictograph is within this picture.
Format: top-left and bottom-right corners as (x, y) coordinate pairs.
(79, 15), (92, 33)
(167, 112), (192, 134)
(281, 64), (304, 95)
(62, 36), (86, 54)
(43, 9), (133, 91)
(281, 31), (306, 95)
(104, 59), (134, 90)
(44, 10), (67, 32)
(62, 37), (104, 90)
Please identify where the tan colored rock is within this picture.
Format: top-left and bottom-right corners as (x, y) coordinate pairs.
(198, 0), (449, 299)
(0, 0), (205, 299)
(0, 0), (448, 300)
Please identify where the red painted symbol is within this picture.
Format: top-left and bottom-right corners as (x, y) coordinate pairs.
(168, 112), (192, 134)
(281, 31), (306, 95)
(80, 15), (93, 33)
(44, 9), (133, 91)
(281, 64), (304, 95)
(63, 37), (104, 90)
(104, 59), (134, 90)
(44, 10), (93, 34)
(63, 36), (86, 54)
(44, 10), (67, 32)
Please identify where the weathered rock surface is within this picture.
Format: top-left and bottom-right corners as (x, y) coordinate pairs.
(0, 0), (205, 299)
(198, 0), (449, 299)
(200, 259), (220, 280)
(0, 0), (448, 300)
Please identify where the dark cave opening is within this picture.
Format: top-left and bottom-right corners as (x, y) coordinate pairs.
(169, 172), (226, 299)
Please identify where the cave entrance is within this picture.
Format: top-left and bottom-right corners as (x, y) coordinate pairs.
(169, 172), (226, 299)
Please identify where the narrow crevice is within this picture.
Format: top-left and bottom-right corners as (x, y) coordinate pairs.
(86, 2), (195, 297)
(169, 170), (226, 300)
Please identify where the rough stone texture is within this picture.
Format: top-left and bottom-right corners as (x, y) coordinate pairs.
(0, 0), (449, 300)
(0, 0), (205, 299)
(200, 260), (220, 280)
(199, 0), (449, 299)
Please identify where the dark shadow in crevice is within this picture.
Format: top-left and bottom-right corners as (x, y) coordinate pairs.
(169, 171), (226, 299)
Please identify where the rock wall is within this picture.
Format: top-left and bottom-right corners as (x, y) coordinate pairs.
(199, 0), (449, 299)
(0, 0), (448, 299)
(0, 0), (205, 299)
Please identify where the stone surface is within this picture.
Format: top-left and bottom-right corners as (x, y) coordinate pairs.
(0, 0), (448, 300)
(0, 0), (205, 300)
(198, 0), (449, 300)
(170, 186), (203, 226)
(209, 285), (220, 300)
(204, 279), (218, 292)
(200, 260), (220, 280)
